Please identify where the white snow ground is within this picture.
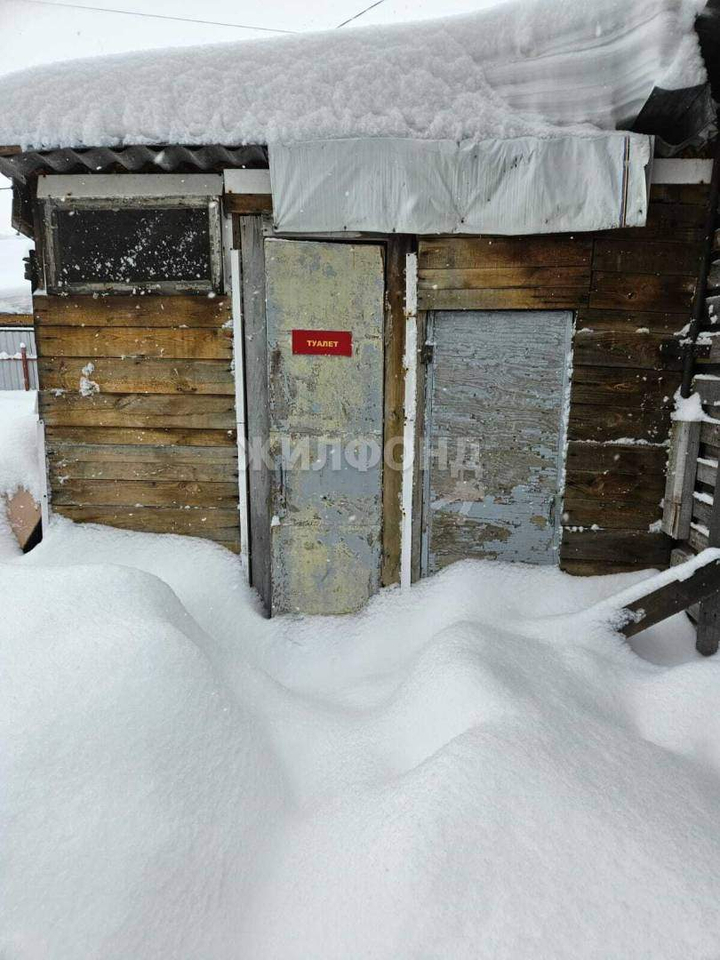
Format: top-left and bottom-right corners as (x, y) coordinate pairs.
(2, 398), (720, 957)
(0, 390), (40, 557)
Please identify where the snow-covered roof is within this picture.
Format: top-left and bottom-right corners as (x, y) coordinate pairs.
(0, 0), (707, 153)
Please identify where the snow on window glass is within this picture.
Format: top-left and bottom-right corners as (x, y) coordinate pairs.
(54, 206), (212, 286)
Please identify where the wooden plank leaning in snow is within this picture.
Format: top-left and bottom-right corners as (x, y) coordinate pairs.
(618, 549), (720, 655)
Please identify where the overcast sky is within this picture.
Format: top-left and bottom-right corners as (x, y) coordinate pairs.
(1, 0), (507, 76)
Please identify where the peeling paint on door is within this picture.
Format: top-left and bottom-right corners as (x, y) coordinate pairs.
(422, 310), (572, 572)
(265, 240), (385, 615)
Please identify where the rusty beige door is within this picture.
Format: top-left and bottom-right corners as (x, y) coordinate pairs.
(422, 310), (572, 573)
(264, 239), (385, 615)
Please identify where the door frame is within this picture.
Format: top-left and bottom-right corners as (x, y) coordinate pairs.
(228, 213), (413, 612)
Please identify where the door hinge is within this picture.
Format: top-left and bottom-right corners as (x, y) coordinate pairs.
(421, 342), (434, 365)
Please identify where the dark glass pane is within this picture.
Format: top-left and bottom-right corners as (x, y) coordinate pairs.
(54, 206), (212, 285)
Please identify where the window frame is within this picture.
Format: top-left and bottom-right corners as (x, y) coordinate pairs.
(40, 183), (223, 296)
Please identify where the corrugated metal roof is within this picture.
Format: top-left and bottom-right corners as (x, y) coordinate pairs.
(0, 144), (268, 184)
(0, 326), (37, 390)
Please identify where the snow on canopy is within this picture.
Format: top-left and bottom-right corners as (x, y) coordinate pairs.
(0, 0), (707, 152)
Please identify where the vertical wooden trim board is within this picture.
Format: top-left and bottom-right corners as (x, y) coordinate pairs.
(238, 214), (272, 609)
(381, 236), (413, 586)
(230, 246), (250, 580)
(400, 251), (418, 590)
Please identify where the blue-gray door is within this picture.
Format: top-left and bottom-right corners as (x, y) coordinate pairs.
(422, 310), (572, 573)
(264, 239), (385, 615)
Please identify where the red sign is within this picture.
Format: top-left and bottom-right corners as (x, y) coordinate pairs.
(292, 329), (352, 357)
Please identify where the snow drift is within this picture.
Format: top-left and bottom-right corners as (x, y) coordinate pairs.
(2, 518), (720, 958)
(0, 0), (707, 151)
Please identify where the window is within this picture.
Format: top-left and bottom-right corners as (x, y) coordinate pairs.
(39, 175), (223, 294)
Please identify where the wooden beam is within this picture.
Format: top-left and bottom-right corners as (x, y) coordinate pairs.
(38, 357), (234, 396)
(589, 272), (697, 313)
(0, 313), (34, 328)
(36, 325), (232, 360)
(225, 194), (273, 215)
(661, 419), (701, 539)
(418, 236), (593, 269)
(418, 286), (587, 311)
(697, 596), (720, 656)
(621, 553), (720, 649)
(381, 236), (412, 587)
(34, 294), (230, 328)
(39, 391), (236, 429)
(239, 213), (272, 611)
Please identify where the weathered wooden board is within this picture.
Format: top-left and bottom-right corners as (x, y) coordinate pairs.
(692, 376), (720, 405)
(45, 425), (236, 446)
(568, 404), (670, 443)
(40, 392), (236, 429)
(381, 237), (412, 586)
(34, 294), (230, 327)
(565, 440), (667, 476)
(562, 559), (658, 576)
(424, 310), (571, 571)
(37, 326), (232, 359)
(563, 497), (660, 529)
(224, 194), (273, 215)
(662, 419), (702, 538)
(649, 183), (711, 205)
(701, 422), (720, 452)
(599, 202), (706, 242)
(570, 366), (679, 406)
(48, 444), (237, 482)
(53, 504), (240, 543)
(418, 236), (593, 270)
(575, 308), (690, 333)
(589, 272), (696, 313)
(561, 530), (670, 564)
(696, 457), (718, 487)
(239, 214), (272, 610)
(419, 286), (587, 311)
(418, 265), (590, 290)
(38, 357), (234, 395)
(592, 239), (703, 276)
(691, 496), (713, 528)
(0, 312), (34, 327)
(573, 330), (679, 369)
(621, 555), (720, 641)
(564, 470), (665, 504)
(51, 478), (238, 507)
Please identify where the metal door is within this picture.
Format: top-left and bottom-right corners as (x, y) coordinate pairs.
(264, 239), (385, 615)
(422, 310), (572, 573)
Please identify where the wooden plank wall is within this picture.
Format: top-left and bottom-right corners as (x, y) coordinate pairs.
(35, 293), (241, 551)
(418, 183), (710, 574)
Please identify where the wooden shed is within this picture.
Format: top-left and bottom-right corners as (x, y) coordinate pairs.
(1, 0), (719, 619)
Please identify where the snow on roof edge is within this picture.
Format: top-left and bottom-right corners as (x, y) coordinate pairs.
(0, 0), (708, 153)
